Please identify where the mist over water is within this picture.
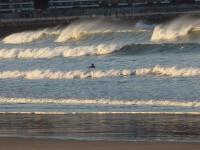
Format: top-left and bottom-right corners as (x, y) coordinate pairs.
(151, 16), (200, 42)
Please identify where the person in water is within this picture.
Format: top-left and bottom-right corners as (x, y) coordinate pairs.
(89, 64), (96, 69)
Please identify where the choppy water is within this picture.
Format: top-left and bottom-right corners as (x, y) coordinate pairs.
(0, 16), (200, 141)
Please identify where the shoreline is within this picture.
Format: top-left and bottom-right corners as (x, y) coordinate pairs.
(0, 137), (200, 150)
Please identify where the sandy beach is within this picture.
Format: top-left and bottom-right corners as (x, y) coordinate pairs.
(0, 137), (199, 150)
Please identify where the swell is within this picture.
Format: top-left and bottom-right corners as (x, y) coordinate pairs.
(120, 43), (200, 55)
(0, 65), (200, 80)
(0, 97), (199, 108)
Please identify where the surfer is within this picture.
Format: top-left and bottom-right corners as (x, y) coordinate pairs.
(89, 64), (96, 69)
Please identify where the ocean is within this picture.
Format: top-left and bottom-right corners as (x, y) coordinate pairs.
(0, 16), (200, 142)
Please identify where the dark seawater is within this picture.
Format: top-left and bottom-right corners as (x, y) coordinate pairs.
(0, 17), (200, 141)
(0, 114), (200, 142)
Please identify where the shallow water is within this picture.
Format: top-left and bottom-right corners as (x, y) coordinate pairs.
(0, 114), (200, 142)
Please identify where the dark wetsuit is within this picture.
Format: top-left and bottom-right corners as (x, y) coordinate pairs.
(89, 64), (96, 69)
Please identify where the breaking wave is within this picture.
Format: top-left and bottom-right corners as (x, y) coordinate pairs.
(1, 17), (200, 60)
(0, 20), (154, 59)
(56, 19), (144, 42)
(0, 65), (200, 80)
(151, 16), (200, 42)
(3, 19), (148, 44)
(2, 17), (200, 45)
(3, 27), (62, 44)
(0, 44), (120, 59)
(0, 97), (199, 108)
(0, 43), (200, 59)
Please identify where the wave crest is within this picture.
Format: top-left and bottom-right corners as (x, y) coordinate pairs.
(3, 27), (61, 44)
(151, 16), (200, 42)
(0, 44), (120, 59)
(3, 19), (146, 44)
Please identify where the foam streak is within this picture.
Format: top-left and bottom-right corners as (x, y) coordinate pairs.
(0, 97), (199, 108)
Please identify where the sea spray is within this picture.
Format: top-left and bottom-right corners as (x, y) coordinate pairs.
(2, 19), (149, 44)
(56, 19), (141, 42)
(3, 27), (62, 44)
(151, 16), (200, 42)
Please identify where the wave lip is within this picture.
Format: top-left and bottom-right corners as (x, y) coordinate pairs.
(151, 16), (200, 42)
(3, 27), (61, 44)
(0, 97), (199, 108)
(0, 65), (200, 80)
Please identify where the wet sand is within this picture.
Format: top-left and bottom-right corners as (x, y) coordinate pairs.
(0, 137), (200, 150)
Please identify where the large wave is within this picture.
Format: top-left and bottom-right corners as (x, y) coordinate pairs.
(2, 17), (200, 45)
(2, 19), (148, 44)
(3, 27), (62, 44)
(0, 19), (154, 59)
(0, 65), (200, 80)
(56, 19), (143, 42)
(1, 17), (200, 60)
(151, 16), (200, 42)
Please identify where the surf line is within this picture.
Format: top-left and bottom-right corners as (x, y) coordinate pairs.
(0, 65), (200, 80)
(0, 97), (199, 108)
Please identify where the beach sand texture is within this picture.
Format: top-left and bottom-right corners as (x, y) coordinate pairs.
(0, 138), (200, 150)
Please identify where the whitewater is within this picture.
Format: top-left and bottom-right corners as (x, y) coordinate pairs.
(1, 65), (200, 80)
(0, 17), (200, 114)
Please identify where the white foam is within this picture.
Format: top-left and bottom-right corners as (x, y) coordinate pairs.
(0, 69), (133, 79)
(0, 44), (120, 59)
(0, 66), (200, 79)
(0, 97), (199, 108)
(151, 16), (200, 42)
(135, 65), (200, 77)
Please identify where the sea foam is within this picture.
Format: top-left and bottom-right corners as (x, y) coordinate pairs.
(0, 66), (200, 80)
(0, 44), (120, 59)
